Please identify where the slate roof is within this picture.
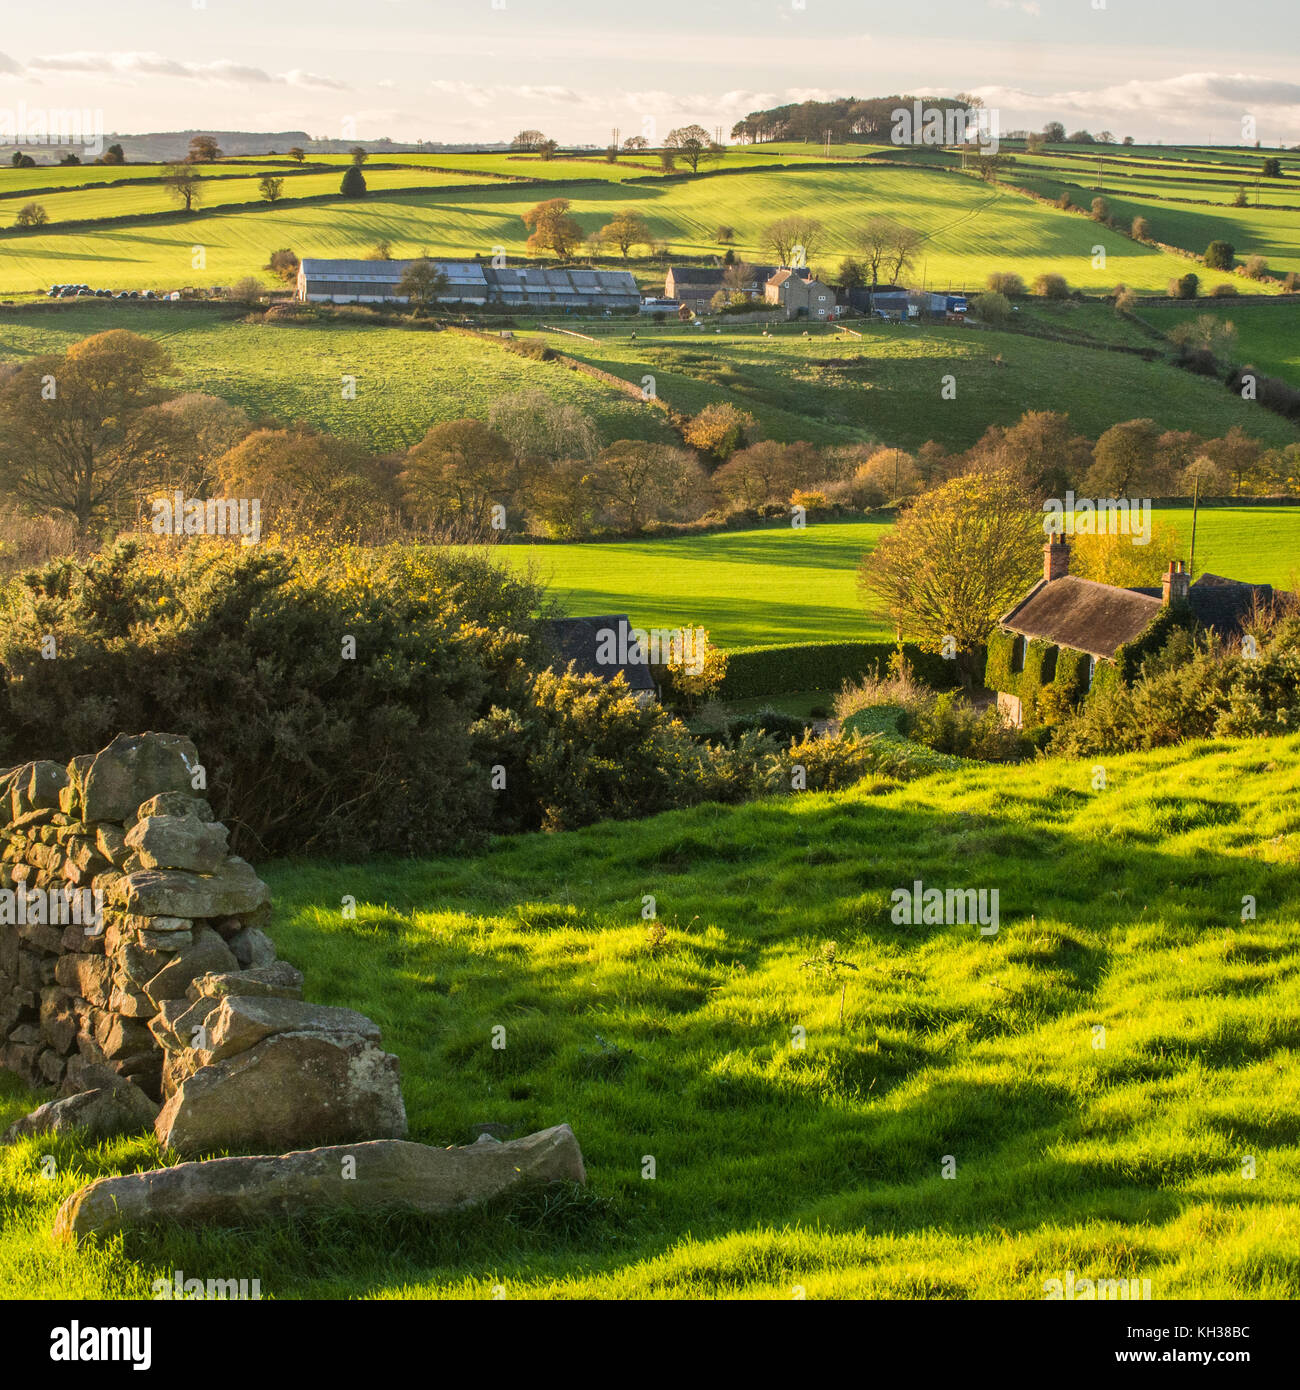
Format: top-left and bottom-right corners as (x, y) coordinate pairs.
(1000, 576), (1162, 660)
(537, 616), (657, 694)
(299, 258), (488, 290)
(1132, 574), (1280, 638)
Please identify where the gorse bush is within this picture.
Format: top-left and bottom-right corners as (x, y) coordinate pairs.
(0, 539), (542, 857)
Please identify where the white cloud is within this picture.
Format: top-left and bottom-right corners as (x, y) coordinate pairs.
(19, 50), (347, 89)
(974, 71), (1300, 125)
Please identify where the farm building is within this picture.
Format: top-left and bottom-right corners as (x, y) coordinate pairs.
(765, 268), (837, 319)
(297, 259), (639, 310)
(664, 265), (778, 311)
(989, 536), (1278, 727)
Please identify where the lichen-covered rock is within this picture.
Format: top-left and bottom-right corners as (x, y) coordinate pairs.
(199, 995), (379, 1064)
(188, 962), (303, 1002)
(155, 1030), (407, 1157)
(3, 1079), (158, 1145)
(79, 733), (201, 825)
(55, 1124), (584, 1241)
(142, 927), (237, 1005)
(124, 816), (229, 874)
(109, 858), (269, 920)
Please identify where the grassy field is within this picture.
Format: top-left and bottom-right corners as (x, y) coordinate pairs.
(492, 506), (1300, 649)
(537, 321), (1300, 451)
(0, 164), (1252, 296)
(2, 733), (1297, 1298)
(4, 303), (1292, 458)
(0, 305), (675, 451)
(1139, 301), (1300, 390)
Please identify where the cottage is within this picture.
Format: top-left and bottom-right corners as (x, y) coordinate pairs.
(990, 536), (1275, 727)
(537, 615), (658, 704)
(765, 268), (836, 320)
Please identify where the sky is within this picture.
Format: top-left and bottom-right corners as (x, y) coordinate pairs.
(1, 0), (1298, 147)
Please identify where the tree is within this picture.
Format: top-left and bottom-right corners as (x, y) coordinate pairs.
(763, 214), (826, 267)
(858, 467), (1043, 685)
(349, 145), (369, 167)
(511, 130), (548, 152)
(217, 427), (391, 539)
(188, 135), (221, 163)
(163, 165), (203, 212)
(1262, 157), (1282, 178)
(396, 258), (449, 314)
(340, 165), (367, 198)
(258, 175), (285, 203)
(521, 198), (584, 258)
(266, 248), (300, 283)
(664, 125), (720, 174)
(367, 239), (394, 261)
(595, 441), (706, 530)
(971, 290), (1012, 324)
(622, 135), (649, 151)
(289, 147), (306, 163)
(1066, 130), (1095, 144)
(659, 150), (677, 172)
(1243, 254), (1269, 281)
(837, 256), (867, 290)
(1169, 271), (1199, 298)
(1091, 196), (1110, 221)
(884, 224), (923, 283)
(226, 277), (263, 305)
(1131, 215), (1151, 241)
(715, 225), (735, 244)
(854, 448), (921, 503)
(487, 390), (599, 466)
(713, 441), (802, 509)
(683, 402), (758, 462)
(987, 271), (1026, 296)
(538, 139), (559, 161)
(14, 203), (49, 228)
(0, 330), (174, 531)
(132, 392), (254, 494)
(599, 209), (652, 258)
(1084, 418), (1162, 497)
(1034, 272), (1070, 299)
(1069, 520), (1183, 588)
(103, 143), (125, 165)
(854, 217), (900, 286)
(59, 152), (81, 166)
(1204, 240), (1235, 270)
(965, 410), (1092, 498)
(1042, 122), (1066, 143)
(401, 419), (514, 531)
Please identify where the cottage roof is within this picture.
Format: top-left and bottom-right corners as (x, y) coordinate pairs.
(1000, 576), (1162, 660)
(537, 616), (657, 694)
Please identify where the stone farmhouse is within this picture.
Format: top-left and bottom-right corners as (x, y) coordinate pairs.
(663, 265), (778, 312)
(297, 259), (640, 311)
(765, 268), (837, 320)
(990, 536), (1276, 727)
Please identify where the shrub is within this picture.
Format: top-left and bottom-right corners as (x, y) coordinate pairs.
(720, 642), (959, 701)
(340, 165), (367, 197)
(0, 540), (543, 857)
(1243, 254), (1268, 281)
(1169, 272), (1199, 299)
(1284, 272), (1299, 292)
(971, 290), (1012, 324)
(1204, 240), (1236, 270)
(986, 271), (1025, 297)
(1091, 196), (1110, 221)
(900, 690), (1034, 762)
(1114, 285), (1137, 313)
(1131, 216), (1152, 241)
(1034, 273), (1070, 299)
(14, 203), (49, 228)
(1209, 283), (1239, 297)
(1056, 191), (1073, 210)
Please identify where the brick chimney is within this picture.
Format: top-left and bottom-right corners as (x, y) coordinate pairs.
(1163, 559), (1191, 605)
(1044, 534), (1070, 583)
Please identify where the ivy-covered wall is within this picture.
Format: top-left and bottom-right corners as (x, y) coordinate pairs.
(987, 600), (1195, 724)
(986, 631), (1097, 724)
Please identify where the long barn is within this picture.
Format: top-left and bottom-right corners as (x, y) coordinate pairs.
(297, 258), (639, 311)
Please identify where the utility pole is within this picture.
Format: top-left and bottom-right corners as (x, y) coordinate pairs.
(1189, 473), (1200, 581)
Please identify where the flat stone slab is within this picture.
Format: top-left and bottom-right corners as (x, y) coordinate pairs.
(108, 857), (270, 919)
(53, 1124), (585, 1242)
(3, 1081), (159, 1145)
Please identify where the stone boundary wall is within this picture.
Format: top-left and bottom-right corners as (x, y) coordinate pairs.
(1, 732), (405, 1157)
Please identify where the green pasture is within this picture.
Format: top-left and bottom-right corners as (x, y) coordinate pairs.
(2, 733), (1298, 1297)
(1139, 301), (1300, 390)
(0, 164), (1251, 295)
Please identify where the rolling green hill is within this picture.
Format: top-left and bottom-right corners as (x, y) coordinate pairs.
(3, 733), (1298, 1297)
(0, 163), (1252, 296)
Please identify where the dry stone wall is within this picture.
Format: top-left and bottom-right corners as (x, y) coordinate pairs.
(0, 732), (406, 1157)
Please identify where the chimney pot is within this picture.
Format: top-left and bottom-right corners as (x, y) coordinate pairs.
(1044, 534), (1070, 583)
